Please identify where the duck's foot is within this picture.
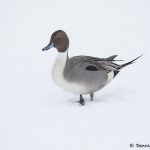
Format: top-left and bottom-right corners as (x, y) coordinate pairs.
(77, 94), (85, 106)
(90, 93), (94, 101)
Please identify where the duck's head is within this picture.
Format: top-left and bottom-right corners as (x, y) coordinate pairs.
(42, 30), (69, 52)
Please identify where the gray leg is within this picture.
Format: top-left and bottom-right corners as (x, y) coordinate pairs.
(90, 93), (94, 101)
(77, 94), (85, 106)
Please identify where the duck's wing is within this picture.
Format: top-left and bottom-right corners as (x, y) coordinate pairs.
(68, 55), (121, 72)
(64, 55), (121, 85)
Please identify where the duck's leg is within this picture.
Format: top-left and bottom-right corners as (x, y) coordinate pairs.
(77, 94), (85, 106)
(90, 93), (94, 101)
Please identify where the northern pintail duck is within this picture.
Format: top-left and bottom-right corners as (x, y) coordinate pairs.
(42, 30), (142, 105)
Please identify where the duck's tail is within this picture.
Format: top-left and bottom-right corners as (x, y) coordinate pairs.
(106, 55), (124, 61)
(118, 54), (143, 70)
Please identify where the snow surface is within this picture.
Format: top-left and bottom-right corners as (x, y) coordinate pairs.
(0, 0), (150, 150)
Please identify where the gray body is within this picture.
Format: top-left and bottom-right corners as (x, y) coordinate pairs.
(63, 55), (118, 94)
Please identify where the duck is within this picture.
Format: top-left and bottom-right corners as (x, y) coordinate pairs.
(42, 30), (142, 105)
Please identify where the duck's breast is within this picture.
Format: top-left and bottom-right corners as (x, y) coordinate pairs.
(52, 58), (88, 94)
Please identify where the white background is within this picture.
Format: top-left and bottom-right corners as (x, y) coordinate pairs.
(0, 0), (150, 150)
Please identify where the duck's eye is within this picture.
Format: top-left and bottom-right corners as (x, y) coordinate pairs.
(54, 37), (61, 42)
(56, 37), (61, 40)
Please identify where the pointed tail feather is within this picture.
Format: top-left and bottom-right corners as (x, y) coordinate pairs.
(106, 55), (124, 61)
(118, 54), (143, 69)
(106, 55), (118, 61)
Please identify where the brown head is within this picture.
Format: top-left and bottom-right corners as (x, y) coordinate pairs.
(42, 30), (69, 52)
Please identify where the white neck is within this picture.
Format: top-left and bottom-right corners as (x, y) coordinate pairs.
(52, 51), (68, 83)
(55, 51), (68, 62)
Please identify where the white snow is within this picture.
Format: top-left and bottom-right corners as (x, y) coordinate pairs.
(0, 0), (150, 150)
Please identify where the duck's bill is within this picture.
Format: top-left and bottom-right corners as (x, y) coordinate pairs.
(42, 42), (54, 51)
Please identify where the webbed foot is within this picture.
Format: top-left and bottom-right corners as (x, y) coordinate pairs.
(77, 94), (85, 106)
